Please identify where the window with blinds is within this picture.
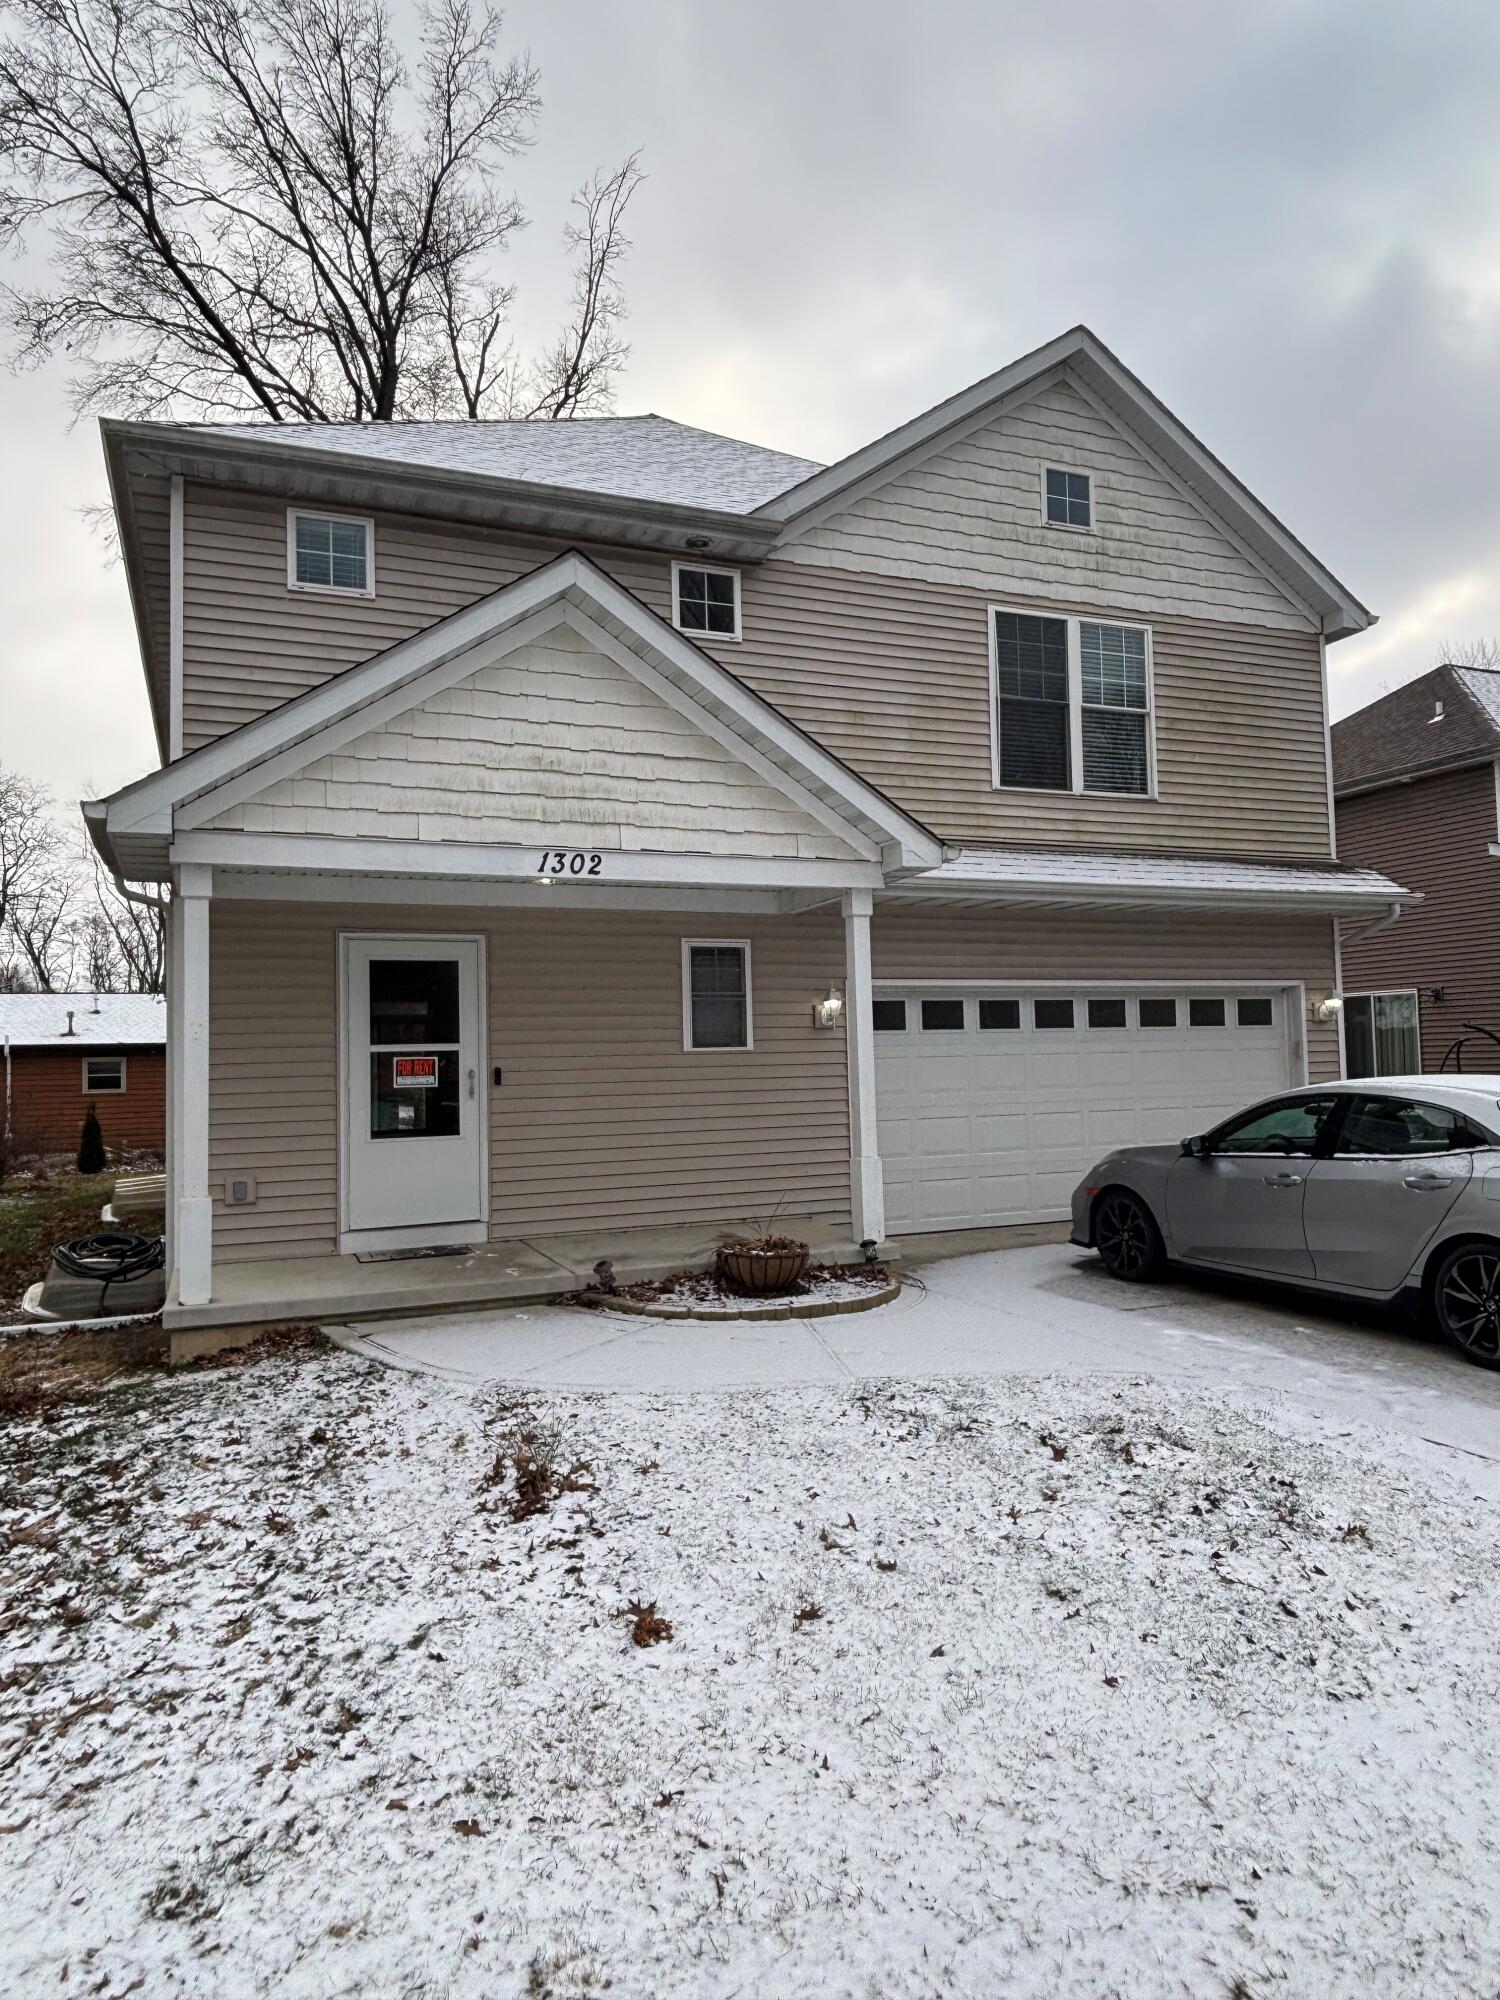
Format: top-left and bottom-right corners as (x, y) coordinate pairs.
(992, 609), (1153, 798)
(994, 612), (1071, 790)
(1079, 621), (1150, 795)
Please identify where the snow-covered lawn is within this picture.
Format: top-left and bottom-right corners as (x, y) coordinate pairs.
(3, 1331), (1498, 1998)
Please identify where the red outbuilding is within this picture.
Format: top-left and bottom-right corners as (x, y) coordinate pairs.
(1, 993), (166, 1158)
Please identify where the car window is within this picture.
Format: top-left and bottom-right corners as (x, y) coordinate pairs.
(1210, 1095), (1339, 1157)
(1335, 1094), (1491, 1157)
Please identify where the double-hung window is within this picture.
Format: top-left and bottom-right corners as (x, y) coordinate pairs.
(682, 941), (752, 1050)
(991, 609), (1154, 797)
(83, 1056), (125, 1093)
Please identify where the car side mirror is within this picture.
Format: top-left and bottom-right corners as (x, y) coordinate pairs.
(1181, 1134), (1207, 1158)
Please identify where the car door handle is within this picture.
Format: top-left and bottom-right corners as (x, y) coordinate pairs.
(1403, 1173), (1452, 1191)
(1263, 1173), (1304, 1187)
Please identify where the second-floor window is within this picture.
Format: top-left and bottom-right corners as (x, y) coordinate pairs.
(288, 509), (374, 596)
(1044, 467), (1092, 528)
(991, 609), (1154, 797)
(672, 562), (741, 639)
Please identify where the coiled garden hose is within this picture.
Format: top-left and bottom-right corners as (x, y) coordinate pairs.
(52, 1231), (166, 1310)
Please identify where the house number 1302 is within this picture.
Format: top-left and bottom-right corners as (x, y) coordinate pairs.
(538, 850), (604, 876)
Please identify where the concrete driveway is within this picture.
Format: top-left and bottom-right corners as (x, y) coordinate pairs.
(332, 1241), (1500, 1501)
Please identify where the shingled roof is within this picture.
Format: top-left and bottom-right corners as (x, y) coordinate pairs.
(1331, 665), (1500, 796)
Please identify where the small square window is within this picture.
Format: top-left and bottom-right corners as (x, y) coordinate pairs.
(1189, 998), (1226, 1028)
(1087, 998), (1128, 1030)
(673, 564), (741, 639)
(289, 511), (372, 594)
(1034, 998), (1075, 1030)
(684, 942), (750, 1049)
(872, 999), (908, 1032)
(920, 998), (966, 1032)
(979, 999), (1021, 1031)
(1138, 998), (1177, 1029)
(83, 1056), (125, 1093)
(1237, 997), (1275, 1028)
(1044, 468), (1092, 528)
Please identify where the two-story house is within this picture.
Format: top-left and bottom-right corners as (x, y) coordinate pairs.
(84, 326), (1409, 1336)
(1333, 663), (1500, 1074)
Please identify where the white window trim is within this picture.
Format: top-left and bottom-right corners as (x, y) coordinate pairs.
(681, 938), (754, 1052)
(1341, 988), (1423, 1077)
(1039, 463), (1098, 534)
(83, 1055), (126, 1093)
(988, 605), (1157, 800)
(670, 560), (742, 643)
(287, 507), (376, 598)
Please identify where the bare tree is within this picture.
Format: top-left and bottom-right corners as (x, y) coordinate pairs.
(1437, 638), (1500, 670)
(85, 847), (166, 992)
(0, 768), (71, 990)
(0, 0), (643, 422)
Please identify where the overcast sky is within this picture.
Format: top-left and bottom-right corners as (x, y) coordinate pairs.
(5, 0), (1499, 813)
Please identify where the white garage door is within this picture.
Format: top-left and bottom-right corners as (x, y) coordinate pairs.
(877, 988), (1295, 1233)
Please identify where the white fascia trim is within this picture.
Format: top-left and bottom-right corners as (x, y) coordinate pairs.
(169, 828), (884, 891)
(168, 476), (184, 763)
(885, 879), (1415, 916)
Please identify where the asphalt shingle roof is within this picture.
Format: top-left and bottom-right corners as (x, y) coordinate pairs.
(0, 993), (166, 1048)
(1331, 664), (1500, 795)
(191, 415), (822, 515)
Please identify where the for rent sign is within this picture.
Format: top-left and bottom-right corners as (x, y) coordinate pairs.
(392, 1055), (439, 1089)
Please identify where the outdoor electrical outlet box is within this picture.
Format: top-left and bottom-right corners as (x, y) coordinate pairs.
(225, 1174), (258, 1205)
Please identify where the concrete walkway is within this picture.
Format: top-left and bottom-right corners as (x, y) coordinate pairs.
(330, 1242), (1500, 1501)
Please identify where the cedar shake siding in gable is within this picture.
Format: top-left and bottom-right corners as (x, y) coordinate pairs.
(207, 901), (852, 1264)
(1336, 763), (1500, 1069)
(180, 486), (1333, 860)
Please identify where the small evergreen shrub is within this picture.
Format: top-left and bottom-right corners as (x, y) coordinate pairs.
(76, 1104), (107, 1176)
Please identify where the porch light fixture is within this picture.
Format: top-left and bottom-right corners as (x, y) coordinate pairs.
(535, 872), (555, 887)
(814, 983), (845, 1029)
(1312, 993), (1344, 1022)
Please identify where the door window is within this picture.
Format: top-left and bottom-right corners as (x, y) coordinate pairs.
(1334, 1094), (1492, 1157)
(368, 956), (462, 1139)
(1210, 1095), (1339, 1157)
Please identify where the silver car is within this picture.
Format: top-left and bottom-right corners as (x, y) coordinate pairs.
(1070, 1076), (1500, 1369)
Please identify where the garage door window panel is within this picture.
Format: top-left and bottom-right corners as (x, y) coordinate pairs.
(873, 999), (908, 1032)
(1034, 999), (1075, 1030)
(921, 999), (967, 1031)
(1139, 998), (1177, 1029)
(1087, 998), (1128, 1029)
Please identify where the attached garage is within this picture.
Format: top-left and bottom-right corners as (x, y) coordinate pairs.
(876, 986), (1298, 1232)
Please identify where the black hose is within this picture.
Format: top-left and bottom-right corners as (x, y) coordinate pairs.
(53, 1231), (166, 1311)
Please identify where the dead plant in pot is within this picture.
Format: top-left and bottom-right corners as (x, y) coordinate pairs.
(716, 1205), (811, 1295)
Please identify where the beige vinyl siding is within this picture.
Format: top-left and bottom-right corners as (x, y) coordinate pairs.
(776, 378), (1314, 632)
(871, 904), (1342, 1083)
(1336, 763), (1500, 1070)
(209, 900), (850, 1263)
(204, 621), (859, 859)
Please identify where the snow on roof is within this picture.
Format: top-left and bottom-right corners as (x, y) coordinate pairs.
(908, 847), (1411, 904)
(0, 993), (165, 1048)
(189, 415), (822, 515)
(1453, 666), (1500, 730)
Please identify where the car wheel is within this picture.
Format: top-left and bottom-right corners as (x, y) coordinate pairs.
(1430, 1241), (1500, 1369)
(1093, 1189), (1165, 1283)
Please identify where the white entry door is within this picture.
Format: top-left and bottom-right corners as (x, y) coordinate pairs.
(876, 988), (1295, 1233)
(343, 936), (486, 1241)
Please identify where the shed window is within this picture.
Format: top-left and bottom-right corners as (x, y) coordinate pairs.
(289, 511), (372, 594)
(83, 1056), (125, 1093)
(683, 942), (751, 1050)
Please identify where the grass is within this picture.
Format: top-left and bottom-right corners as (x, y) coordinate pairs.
(0, 1172), (119, 1314)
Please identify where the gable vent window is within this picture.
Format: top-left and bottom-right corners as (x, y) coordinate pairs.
(673, 563), (741, 640)
(992, 610), (1154, 798)
(1044, 467), (1091, 528)
(288, 510), (373, 596)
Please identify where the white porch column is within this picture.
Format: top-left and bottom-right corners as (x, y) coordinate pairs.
(842, 888), (885, 1246)
(175, 863), (214, 1306)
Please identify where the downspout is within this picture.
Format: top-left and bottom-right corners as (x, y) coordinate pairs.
(1343, 898), (1407, 945)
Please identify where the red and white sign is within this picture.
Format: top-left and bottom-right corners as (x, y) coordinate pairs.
(392, 1055), (439, 1089)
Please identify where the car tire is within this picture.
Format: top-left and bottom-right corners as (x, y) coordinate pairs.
(1429, 1240), (1500, 1370)
(1093, 1188), (1166, 1283)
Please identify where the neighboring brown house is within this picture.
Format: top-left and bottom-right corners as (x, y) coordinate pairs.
(84, 324), (1411, 1332)
(1, 993), (167, 1156)
(1333, 664), (1500, 1075)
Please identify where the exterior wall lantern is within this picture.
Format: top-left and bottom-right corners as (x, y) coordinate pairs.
(1312, 993), (1344, 1022)
(814, 983), (845, 1029)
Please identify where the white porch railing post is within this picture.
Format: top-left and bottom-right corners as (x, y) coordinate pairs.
(842, 887), (885, 1245)
(175, 863), (214, 1307)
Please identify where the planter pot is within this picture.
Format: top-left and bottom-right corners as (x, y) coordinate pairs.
(717, 1243), (811, 1295)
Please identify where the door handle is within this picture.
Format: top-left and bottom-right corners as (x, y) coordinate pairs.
(467, 1067), (476, 1100)
(1403, 1173), (1452, 1190)
(1263, 1173), (1304, 1187)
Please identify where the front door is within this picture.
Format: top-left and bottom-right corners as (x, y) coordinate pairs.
(343, 936), (485, 1239)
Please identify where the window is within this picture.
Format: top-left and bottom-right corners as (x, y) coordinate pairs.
(1343, 992), (1420, 1078)
(920, 998), (966, 1031)
(993, 612), (1070, 790)
(979, 999), (1021, 1031)
(1087, 998), (1128, 1029)
(1334, 1094), (1493, 1159)
(683, 941), (751, 1050)
(872, 999), (908, 1032)
(1189, 998), (1226, 1028)
(1034, 998), (1075, 1030)
(1138, 998), (1177, 1028)
(992, 610), (1153, 797)
(672, 563), (741, 639)
(83, 1056), (125, 1093)
(288, 510), (373, 595)
(1237, 997), (1275, 1028)
(1210, 1094), (1339, 1157)
(1044, 467), (1092, 528)
(1079, 622), (1150, 795)
(367, 956), (461, 1140)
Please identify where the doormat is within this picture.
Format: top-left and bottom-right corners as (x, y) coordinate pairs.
(353, 1245), (473, 1265)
